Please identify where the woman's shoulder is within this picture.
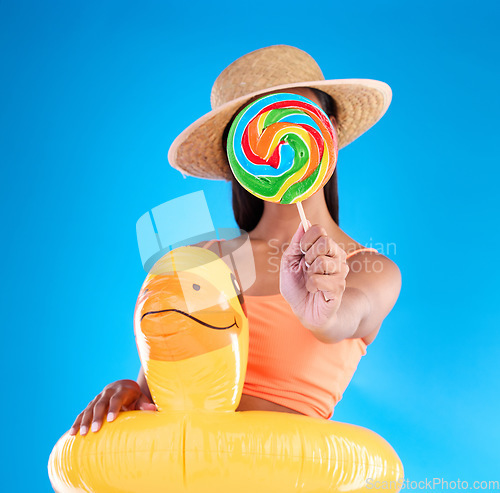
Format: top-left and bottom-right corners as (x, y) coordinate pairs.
(335, 225), (400, 284)
(334, 228), (398, 272)
(328, 226), (374, 257)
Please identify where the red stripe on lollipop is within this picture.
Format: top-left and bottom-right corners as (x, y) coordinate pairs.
(241, 124), (285, 169)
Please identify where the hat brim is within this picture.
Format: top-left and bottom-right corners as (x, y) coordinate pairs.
(168, 79), (392, 181)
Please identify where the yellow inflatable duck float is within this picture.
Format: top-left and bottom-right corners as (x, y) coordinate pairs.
(48, 246), (404, 492)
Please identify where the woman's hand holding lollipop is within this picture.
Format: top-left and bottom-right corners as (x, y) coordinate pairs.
(279, 222), (350, 339)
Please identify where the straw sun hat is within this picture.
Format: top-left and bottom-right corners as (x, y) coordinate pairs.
(168, 45), (392, 181)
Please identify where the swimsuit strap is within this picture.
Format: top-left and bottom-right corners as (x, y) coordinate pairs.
(202, 239), (221, 249)
(202, 239), (225, 258)
(345, 247), (378, 260)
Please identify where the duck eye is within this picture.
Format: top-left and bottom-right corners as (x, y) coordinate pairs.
(192, 283), (201, 291)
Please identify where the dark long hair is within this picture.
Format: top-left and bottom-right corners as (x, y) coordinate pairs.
(228, 88), (340, 232)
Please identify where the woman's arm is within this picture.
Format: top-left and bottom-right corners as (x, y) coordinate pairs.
(280, 223), (401, 345)
(311, 253), (401, 344)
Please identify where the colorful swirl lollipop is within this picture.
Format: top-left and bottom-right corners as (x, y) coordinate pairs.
(226, 93), (338, 205)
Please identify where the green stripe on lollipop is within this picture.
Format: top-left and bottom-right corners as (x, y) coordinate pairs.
(263, 107), (303, 127)
(229, 131), (311, 201)
(280, 158), (322, 204)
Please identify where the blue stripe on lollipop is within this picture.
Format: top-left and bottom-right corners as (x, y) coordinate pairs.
(231, 93), (322, 178)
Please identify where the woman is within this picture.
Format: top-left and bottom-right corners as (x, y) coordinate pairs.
(70, 45), (401, 435)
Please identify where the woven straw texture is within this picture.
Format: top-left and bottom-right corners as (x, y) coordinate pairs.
(168, 45), (392, 181)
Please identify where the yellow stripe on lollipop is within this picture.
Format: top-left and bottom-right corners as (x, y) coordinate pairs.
(239, 153), (311, 203)
(256, 111), (269, 134)
(261, 125), (311, 161)
(289, 144), (331, 203)
(245, 110), (332, 203)
(247, 130), (315, 202)
(258, 129), (324, 203)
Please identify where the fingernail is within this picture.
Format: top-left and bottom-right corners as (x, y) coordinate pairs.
(91, 421), (99, 432)
(69, 427), (76, 435)
(80, 425), (88, 435)
(107, 412), (115, 422)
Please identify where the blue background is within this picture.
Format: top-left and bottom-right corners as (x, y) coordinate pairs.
(1, 1), (499, 490)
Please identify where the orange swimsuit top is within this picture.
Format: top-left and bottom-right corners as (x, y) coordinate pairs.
(204, 240), (378, 420)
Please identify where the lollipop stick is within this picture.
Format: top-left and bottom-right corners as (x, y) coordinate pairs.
(297, 201), (329, 302)
(296, 202), (309, 232)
